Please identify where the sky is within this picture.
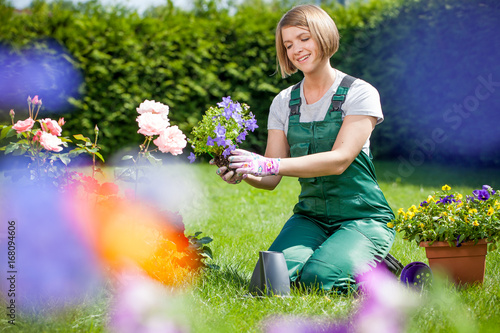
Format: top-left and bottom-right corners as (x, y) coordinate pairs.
(12, 0), (191, 13)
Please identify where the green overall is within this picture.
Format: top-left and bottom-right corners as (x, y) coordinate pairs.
(268, 75), (395, 293)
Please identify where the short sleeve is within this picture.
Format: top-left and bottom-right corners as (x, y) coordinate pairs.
(267, 87), (292, 131)
(342, 80), (384, 124)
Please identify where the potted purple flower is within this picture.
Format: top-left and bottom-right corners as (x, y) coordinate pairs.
(390, 185), (500, 285)
(187, 96), (258, 166)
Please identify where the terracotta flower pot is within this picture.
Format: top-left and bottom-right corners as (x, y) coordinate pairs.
(419, 239), (488, 285)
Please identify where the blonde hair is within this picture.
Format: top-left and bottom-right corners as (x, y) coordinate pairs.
(275, 5), (340, 78)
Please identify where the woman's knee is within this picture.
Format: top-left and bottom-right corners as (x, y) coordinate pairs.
(299, 259), (355, 292)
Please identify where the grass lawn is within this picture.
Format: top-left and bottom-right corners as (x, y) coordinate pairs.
(1, 160), (500, 332)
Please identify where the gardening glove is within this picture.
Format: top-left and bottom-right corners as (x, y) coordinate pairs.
(210, 159), (247, 185)
(228, 149), (280, 177)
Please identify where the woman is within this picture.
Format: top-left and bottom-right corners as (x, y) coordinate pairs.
(216, 4), (395, 293)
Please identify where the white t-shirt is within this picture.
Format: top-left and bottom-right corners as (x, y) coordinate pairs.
(267, 69), (384, 155)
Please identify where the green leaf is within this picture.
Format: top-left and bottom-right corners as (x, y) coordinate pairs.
(94, 151), (105, 162)
(4, 142), (19, 155)
(58, 154), (71, 166)
(199, 236), (213, 244)
(1, 126), (16, 140)
(202, 246), (213, 259)
(73, 134), (91, 143)
(146, 152), (162, 166)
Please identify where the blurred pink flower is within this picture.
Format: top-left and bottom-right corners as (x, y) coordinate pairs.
(153, 126), (187, 155)
(136, 113), (170, 136)
(136, 100), (170, 121)
(58, 117), (65, 127)
(108, 272), (187, 333)
(39, 131), (64, 152)
(12, 117), (35, 133)
(31, 95), (39, 105)
(39, 118), (63, 136)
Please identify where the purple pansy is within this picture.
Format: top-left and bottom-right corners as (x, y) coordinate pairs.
(482, 185), (495, 195)
(473, 189), (490, 201)
(436, 194), (456, 205)
(420, 201), (428, 207)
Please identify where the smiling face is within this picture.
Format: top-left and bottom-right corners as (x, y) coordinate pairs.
(275, 5), (340, 78)
(282, 26), (322, 75)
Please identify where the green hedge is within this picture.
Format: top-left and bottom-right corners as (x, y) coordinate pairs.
(1, 0), (499, 166)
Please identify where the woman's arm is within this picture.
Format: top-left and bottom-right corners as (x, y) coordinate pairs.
(230, 115), (376, 178)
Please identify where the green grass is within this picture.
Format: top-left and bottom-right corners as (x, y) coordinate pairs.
(1, 160), (500, 332)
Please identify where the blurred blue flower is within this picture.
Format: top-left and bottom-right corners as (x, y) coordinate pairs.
(0, 183), (103, 312)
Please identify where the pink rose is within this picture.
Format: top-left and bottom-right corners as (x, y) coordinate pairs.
(39, 131), (64, 152)
(136, 113), (169, 136)
(136, 100), (170, 121)
(39, 118), (62, 136)
(33, 130), (42, 142)
(12, 117), (35, 133)
(153, 126), (187, 155)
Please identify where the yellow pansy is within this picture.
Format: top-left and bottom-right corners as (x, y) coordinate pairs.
(387, 222), (394, 228)
(398, 208), (405, 215)
(442, 212), (448, 216)
(487, 206), (494, 216)
(449, 216), (455, 222)
(473, 220), (479, 227)
(457, 202), (463, 208)
(469, 208), (478, 214)
(456, 193), (463, 200)
(464, 216), (469, 223)
(442, 184), (451, 191)
(407, 211), (415, 219)
(419, 223), (425, 228)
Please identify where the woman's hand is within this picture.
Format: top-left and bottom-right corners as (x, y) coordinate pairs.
(228, 149), (281, 177)
(210, 160), (247, 184)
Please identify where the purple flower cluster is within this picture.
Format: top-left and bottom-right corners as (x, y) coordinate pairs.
(436, 194), (457, 205)
(469, 185), (495, 202)
(212, 96), (258, 158)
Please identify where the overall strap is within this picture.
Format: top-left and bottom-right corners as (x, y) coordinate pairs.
(289, 82), (302, 117)
(329, 75), (357, 112)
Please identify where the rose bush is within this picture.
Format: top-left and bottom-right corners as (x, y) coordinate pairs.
(1, 96), (212, 288)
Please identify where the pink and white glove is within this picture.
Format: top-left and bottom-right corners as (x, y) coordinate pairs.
(228, 149), (280, 177)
